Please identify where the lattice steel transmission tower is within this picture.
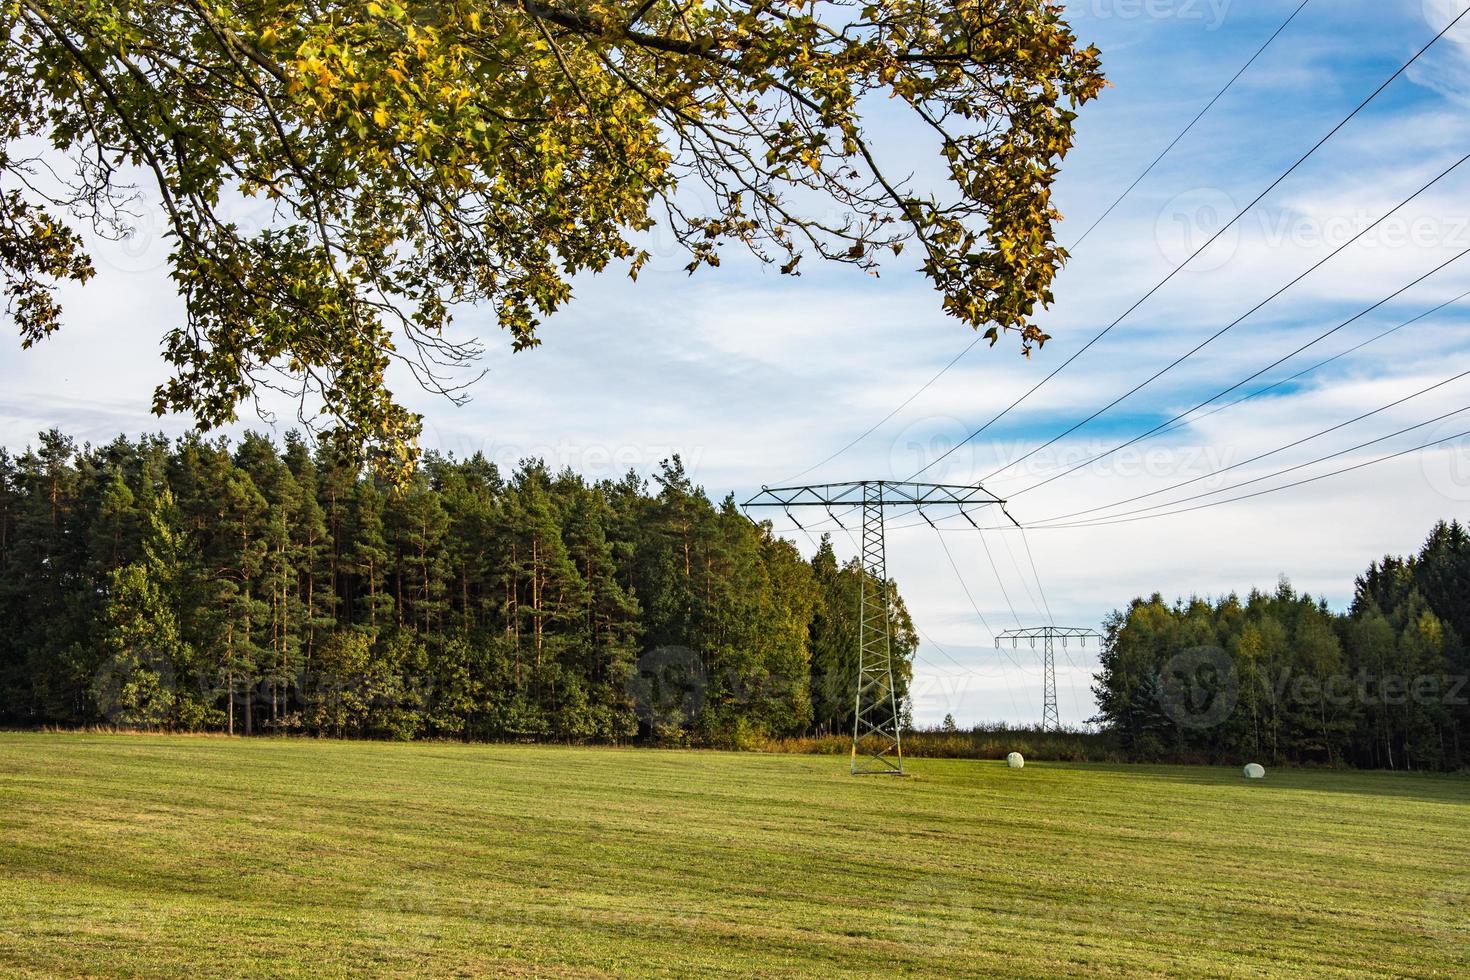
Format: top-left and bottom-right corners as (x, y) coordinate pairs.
(995, 626), (1103, 731)
(744, 481), (1008, 775)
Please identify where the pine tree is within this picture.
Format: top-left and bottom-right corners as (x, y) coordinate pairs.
(385, 475), (449, 634)
(0, 449), (19, 720)
(187, 456), (270, 737)
(283, 434), (334, 682)
(0, 428), (920, 752)
(560, 484), (639, 740)
(806, 537), (857, 735)
(94, 563), (188, 729)
(346, 479), (392, 630)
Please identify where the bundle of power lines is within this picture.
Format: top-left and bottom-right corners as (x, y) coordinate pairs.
(762, 1), (1470, 727)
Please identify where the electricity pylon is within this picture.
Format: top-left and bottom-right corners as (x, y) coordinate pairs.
(994, 626), (1103, 731)
(744, 481), (1009, 775)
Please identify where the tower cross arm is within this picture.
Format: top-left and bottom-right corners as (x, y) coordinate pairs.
(995, 626), (1103, 643)
(742, 481), (1006, 509)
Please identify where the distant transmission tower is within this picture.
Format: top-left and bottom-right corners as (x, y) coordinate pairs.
(744, 481), (1008, 775)
(995, 627), (1102, 731)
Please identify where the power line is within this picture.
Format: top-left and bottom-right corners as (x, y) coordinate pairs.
(908, 6), (1470, 483)
(929, 521), (1051, 675)
(975, 519), (1025, 629)
(1032, 367), (1470, 525)
(779, 336), (984, 484)
(1032, 405), (1470, 530)
(881, 279), (1470, 535)
(1019, 528), (1056, 627)
(909, 649), (1025, 724)
(999, 530), (1048, 623)
(883, 506), (1005, 534)
(794, 516), (1001, 728)
(926, 530), (1039, 681)
(778, 1), (1314, 483)
(1013, 525), (1079, 727)
(910, 629), (1007, 680)
(1069, 0), (1315, 251)
(805, 515), (1016, 688)
(1005, 233), (1470, 496)
(1146, 285), (1470, 443)
(987, 149), (1470, 486)
(882, 406), (1470, 539)
(932, 529), (997, 638)
(748, 502), (862, 536)
(1035, 424), (1470, 531)
(838, 524), (1029, 716)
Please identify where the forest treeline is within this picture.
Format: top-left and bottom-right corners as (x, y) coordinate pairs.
(0, 431), (915, 745)
(1093, 521), (1470, 771)
(6, 429), (1467, 772)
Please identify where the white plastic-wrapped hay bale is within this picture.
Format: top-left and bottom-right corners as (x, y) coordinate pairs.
(1243, 763), (1265, 779)
(1006, 752), (1025, 769)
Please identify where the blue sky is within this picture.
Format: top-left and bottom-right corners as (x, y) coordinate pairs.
(6, 0), (1470, 726)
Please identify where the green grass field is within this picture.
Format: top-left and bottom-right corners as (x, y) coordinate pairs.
(2, 735), (1467, 978)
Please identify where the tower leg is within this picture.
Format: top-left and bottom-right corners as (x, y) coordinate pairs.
(1041, 630), (1060, 732)
(853, 482), (904, 774)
